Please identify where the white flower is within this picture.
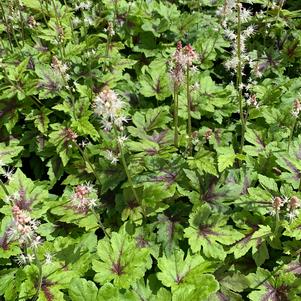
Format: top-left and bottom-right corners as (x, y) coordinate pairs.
(31, 236), (42, 249)
(117, 135), (128, 146)
(244, 25), (256, 37)
(45, 253), (53, 264)
(88, 198), (97, 208)
(94, 88), (125, 121)
(224, 56), (239, 70)
(2, 167), (15, 181)
(27, 253), (35, 263)
(224, 29), (236, 41)
(106, 150), (119, 165)
(70, 183), (98, 213)
(240, 8), (252, 22)
(72, 17), (81, 26)
(84, 16), (93, 26)
(16, 254), (27, 266)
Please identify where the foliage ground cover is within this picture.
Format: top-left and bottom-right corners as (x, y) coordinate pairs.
(1, 0), (301, 300)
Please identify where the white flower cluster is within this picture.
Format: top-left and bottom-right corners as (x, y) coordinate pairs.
(270, 195), (301, 222)
(170, 41), (198, 87)
(75, 1), (92, 11)
(7, 203), (41, 248)
(0, 160), (15, 182)
(219, 1), (255, 72)
(292, 99), (301, 118)
(51, 56), (70, 81)
(93, 87), (127, 131)
(16, 253), (35, 266)
(70, 183), (98, 213)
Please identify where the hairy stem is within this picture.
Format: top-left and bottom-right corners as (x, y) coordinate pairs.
(288, 117), (297, 151)
(113, 126), (140, 205)
(74, 142), (103, 192)
(0, 2), (14, 51)
(173, 84), (179, 147)
(236, 0), (245, 153)
(186, 65), (192, 155)
(91, 207), (110, 238)
(32, 248), (43, 301)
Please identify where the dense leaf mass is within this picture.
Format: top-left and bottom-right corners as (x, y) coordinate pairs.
(1, 0), (301, 300)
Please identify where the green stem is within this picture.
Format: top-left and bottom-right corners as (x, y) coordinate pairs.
(288, 117), (297, 151)
(119, 144), (140, 204)
(274, 210), (280, 236)
(74, 142), (103, 192)
(39, 0), (49, 25)
(91, 207), (110, 238)
(173, 84), (179, 147)
(276, 0), (285, 21)
(62, 0), (76, 43)
(50, 0), (65, 58)
(0, 2), (14, 51)
(16, 0), (25, 47)
(236, 0), (245, 153)
(186, 65), (192, 155)
(32, 248), (43, 301)
(253, 262), (285, 290)
(113, 126), (140, 205)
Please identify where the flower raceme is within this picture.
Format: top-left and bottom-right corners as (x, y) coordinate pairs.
(93, 87), (127, 131)
(270, 195), (300, 221)
(70, 183), (98, 213)
(8, 203), (41, 248)
(170, 42), (198, 87)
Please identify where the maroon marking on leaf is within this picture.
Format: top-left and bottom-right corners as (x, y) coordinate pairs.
(127, 199), (139, 209)
(286, 262), (301, 275)
(198, 225), (219, 241)
(40, 278), (54, 301)
(167, 221), (175, 246)
(111, 260), (124, 276)
(149, 130), (168, 144)
(0, 231), (9, 250)
(135, 235), (149, 248)
(203, 178), (228, 203)
(237, 231), (254, 246)
(254, 131), (266, 150)
(256, 237), (263, 248)
(217, 291), (229, 301)
(153, 79), (161, 94)
(262, 283), (289, 301)
(283, 158), (301, 180)
(295, 145), (301, 160)
(175, 274), (183, 284)
(155, 171), (177, 185)
(145, 148), (158, 156)
(144, 110), (162, 132)
(14, 187), (33, 210)
(241, 175), (250, 195)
